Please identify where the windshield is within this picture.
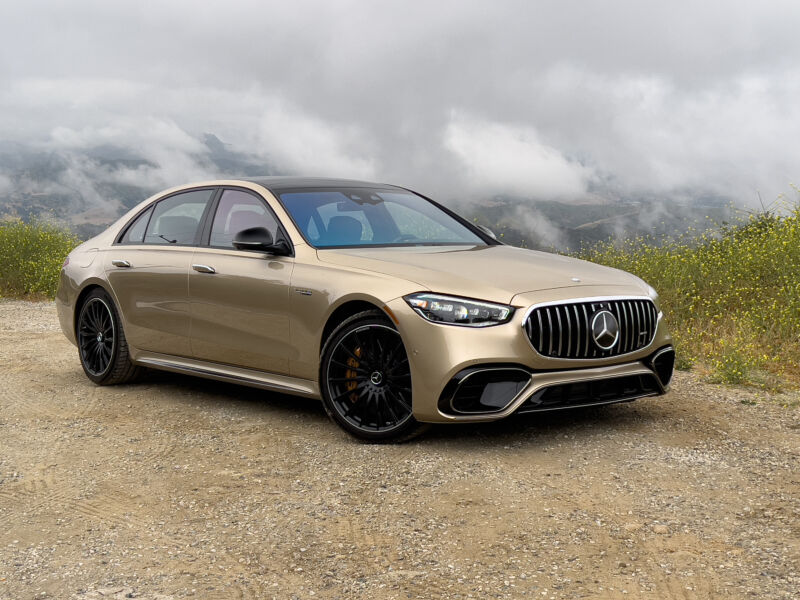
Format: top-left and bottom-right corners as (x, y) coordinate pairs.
(277, 188), (486, 248)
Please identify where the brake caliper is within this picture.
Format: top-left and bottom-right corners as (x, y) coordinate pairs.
(345, 347), (362, 402)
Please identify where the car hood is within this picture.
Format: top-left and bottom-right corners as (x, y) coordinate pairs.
(316, 244), (645, 304)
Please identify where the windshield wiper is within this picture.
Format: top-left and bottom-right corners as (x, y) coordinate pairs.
(158, 234), (177, 244)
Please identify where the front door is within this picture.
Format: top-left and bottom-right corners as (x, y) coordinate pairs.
(189, 188), (295, 374)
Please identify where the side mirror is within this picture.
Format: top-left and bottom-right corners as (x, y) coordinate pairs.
(232, 227), (291, 255)
(475, 224), (498, 240)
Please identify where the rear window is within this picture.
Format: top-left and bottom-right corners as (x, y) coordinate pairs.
(119, 206), (153, 244)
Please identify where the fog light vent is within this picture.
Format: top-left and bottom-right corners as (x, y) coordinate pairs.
(651, 347), (675, 387)
(443, 368), (531, 414)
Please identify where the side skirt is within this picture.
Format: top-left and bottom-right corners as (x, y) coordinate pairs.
(134, 351), (321, 399)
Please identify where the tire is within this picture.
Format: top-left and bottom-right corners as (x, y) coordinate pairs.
(76, 288), (142, 385)
(320, 310), (428, 443)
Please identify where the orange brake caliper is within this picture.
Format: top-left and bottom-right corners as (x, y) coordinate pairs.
(345, 347), (362, 402)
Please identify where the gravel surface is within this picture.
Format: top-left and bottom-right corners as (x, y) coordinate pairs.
(1, 300), (798, 599)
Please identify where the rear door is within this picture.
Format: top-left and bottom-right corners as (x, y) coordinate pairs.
(105, 188), (215, 357)
(188, 188), (295, 374)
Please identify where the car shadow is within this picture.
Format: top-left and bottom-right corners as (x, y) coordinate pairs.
(138, 369), (328, 419)
(131, 369), (670, 448)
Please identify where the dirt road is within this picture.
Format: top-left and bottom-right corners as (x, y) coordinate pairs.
(1, 300), (798, 599)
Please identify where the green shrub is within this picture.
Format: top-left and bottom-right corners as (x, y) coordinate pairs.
(0, 219), (81, 299)
(578, 206), (800, 386)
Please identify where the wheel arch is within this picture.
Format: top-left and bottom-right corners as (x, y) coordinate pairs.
(319, 297), (394, 355)
(72, 280), (116, 338)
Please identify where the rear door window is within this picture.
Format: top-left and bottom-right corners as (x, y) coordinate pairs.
(144, 189), (214, 245)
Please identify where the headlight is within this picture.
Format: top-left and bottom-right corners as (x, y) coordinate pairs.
(404, 293), (514, 327)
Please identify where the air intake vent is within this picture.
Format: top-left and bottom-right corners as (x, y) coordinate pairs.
(524, 298), (658, 359)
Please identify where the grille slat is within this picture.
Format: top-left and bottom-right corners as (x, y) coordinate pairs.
(610, 302), (622, 354)
(525, 298), (658, 359)
(555, 306), (563, 356)
(581, 304), (589, 356)
(564, 305), (572, 357)
(628, 301), (636, 353)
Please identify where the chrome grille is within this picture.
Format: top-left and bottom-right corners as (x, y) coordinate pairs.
(524, 298), (658, 359)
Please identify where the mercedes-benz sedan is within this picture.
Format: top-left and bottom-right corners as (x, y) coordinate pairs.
(57, 178), (674, 441)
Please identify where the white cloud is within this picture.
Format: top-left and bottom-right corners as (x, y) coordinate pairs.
(444, 112), (592, 199)
(255, 100), (375, 180)
(0, 173), (11, 195)
(1, 1), (800, 208)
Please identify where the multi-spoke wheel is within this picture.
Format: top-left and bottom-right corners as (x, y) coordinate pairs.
(321, 310), (427, 442)
(76, 288), (141, 385)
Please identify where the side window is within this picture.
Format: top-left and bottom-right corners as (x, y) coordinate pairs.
(209, 189), (279, 248)
(119, 206), (153, 244)
(144, 189), (213, 245)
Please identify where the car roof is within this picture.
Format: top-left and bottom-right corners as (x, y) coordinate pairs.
(242, 176), (404, 192)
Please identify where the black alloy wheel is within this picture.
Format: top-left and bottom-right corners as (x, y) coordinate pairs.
(76, 288), (141, 385)
(321, 311), (426, 442)
(78, 297), (115, 377)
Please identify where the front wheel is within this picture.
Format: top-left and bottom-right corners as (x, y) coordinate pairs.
(320, 310), (427, 442)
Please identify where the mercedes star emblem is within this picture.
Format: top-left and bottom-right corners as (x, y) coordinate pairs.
(591, 310), (620, 350)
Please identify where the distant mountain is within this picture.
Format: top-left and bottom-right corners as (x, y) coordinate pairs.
(0, 133), (277, 238)
(0, 135), (736, 246)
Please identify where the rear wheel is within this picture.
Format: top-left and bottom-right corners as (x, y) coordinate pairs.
(320, 310), (427, 442)
(77, 288), (141, 385)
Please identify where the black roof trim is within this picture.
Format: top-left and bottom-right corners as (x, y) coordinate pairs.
(242, 176), (401, 192)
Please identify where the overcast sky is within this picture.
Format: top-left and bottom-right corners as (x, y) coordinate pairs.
(1, 0), (799, 206)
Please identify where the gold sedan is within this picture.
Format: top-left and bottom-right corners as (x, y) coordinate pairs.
(56, 178), (674, 441)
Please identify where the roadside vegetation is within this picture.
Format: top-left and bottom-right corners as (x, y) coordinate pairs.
(2, 202), (798, 387)
(0, 219), (80, 299)
(580, 205), (800, 387)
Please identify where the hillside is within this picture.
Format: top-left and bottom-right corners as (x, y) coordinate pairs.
(0, 143), (738, 250)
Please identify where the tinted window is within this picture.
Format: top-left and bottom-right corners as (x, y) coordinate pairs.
(209, 189), (280, 248)
(144, 189), (213, 245)
(119, 206), (153, 244)
(278, 188), (484, 248)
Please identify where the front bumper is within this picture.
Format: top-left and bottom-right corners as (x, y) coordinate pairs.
(385, 289), (673, 424)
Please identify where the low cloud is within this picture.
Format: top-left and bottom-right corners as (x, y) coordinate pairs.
(510, 206), (567, 249)
(0, 173), (11, 196)
(444, 112), (593, 200)
(255, 100), (376, 179)
(1, 0), (799, 215)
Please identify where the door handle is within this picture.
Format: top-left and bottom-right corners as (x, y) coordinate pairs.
(111, 259), (131, 268)
(192, 264), (216, 274)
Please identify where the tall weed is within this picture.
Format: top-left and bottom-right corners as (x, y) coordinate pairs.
(579, 207), (800, 385)
(0, 219), (80, 299)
